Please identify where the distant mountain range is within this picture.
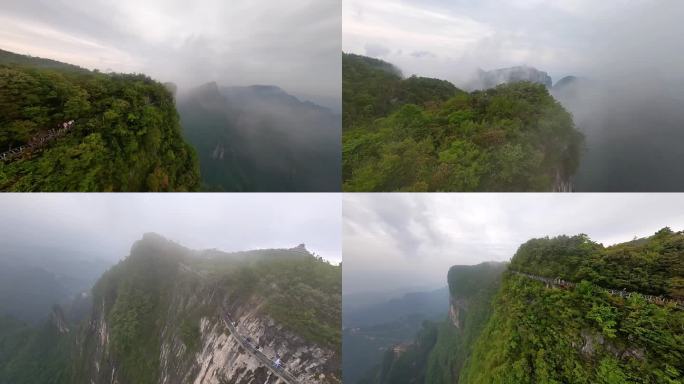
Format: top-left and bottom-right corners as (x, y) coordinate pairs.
(0, 247), (110, 324)
(177, 82), (341, 191)
(477, 66), (553, 89)
(342, 287), (449, 384)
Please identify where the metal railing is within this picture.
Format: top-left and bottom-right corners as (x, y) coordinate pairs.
(1, 121), (75, 163)
(511, 270), (684, 310)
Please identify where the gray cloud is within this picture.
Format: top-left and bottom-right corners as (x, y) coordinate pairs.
(343, 0), (679, 85)
(0, 193), (341, 264)
(410, 50), (436, 59)
(0, 0), (341, 107)
(364, 43), (391, 58)
(343, 193), (684, 295)
(344, 0), (684, 190)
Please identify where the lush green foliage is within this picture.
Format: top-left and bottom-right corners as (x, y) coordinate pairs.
(510, 228), (684, 299)
(461, 272), (684, 383)
(87, 237), (183, 383)
(343, 53), (459, 128)
(256, 257), (341, 348)
(461, 230), (684, 383)
(0, 51), (199, 191)
(197, 248), (342, 348)
(342, 53), (583, 191)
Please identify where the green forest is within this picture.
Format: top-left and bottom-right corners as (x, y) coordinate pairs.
(358, 229), (684, 384)
(0, 49), (199, 191)
(342, 53), (584, 191)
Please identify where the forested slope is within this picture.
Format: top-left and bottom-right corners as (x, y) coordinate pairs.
(342, 53), (583, 192)
(462, 229), (684, 383)
(0, 234), (341, 384)
(0, 49), (199, 191)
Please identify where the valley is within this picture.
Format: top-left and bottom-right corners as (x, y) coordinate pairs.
(349, 228), (684, 383)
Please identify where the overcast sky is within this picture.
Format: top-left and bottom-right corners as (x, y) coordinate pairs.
(0, 193), (341, 264)
(344, 193), (684, 295)
(0, 0), (341, 107)
(343, 0), (683, 86)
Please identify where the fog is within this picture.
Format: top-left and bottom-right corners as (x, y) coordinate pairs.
(0, 0), (341, 110)
(0, 193), (342, 264)
(343, 193), (684, 296)
(345, 1), (684, 190)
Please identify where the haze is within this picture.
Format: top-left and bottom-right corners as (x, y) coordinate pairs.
(0, 193), (342, 264)
(0, 0), (341, 110)
(343, 193), (684, 295)
(345, 0), (684, 190)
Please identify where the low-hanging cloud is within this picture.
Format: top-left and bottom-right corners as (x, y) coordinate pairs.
(0, 194), (342, 264)
(344, 0), (684, 190)
(0, 0), (341, 107)
(343, 194), (684, 295)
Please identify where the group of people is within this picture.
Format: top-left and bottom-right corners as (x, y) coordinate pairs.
(1, 120), (76, 162)
(514, 271), (683, 310)
(226, 313), (285, 372)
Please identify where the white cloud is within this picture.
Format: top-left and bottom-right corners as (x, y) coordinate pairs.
(0, 193), (342, 264)
(343, 193), (684, 295)
(0, 0), (341, 102)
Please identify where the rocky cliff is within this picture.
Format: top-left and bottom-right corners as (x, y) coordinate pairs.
(69, 233), (341, 384)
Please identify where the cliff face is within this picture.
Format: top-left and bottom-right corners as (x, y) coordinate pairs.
(73, 234), (341, 384)
(424, 263), (506, 384)
(461, 231), (684, 383)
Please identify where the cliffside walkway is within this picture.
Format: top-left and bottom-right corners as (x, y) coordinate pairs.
(221, 313), (301, 384)
(512, 271), (684, 310)
(1, 121), (75, 163)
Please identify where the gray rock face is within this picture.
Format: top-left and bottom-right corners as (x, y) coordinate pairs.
(79, 271), (339, 384)
(479, 66), (553, 89)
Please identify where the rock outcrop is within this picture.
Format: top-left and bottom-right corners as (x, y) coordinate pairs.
(478, 66), (553, 89)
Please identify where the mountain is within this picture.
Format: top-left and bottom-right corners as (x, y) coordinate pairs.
(343, 287), (448, 328)
(0, 48), (85, 72)
(553, 75), (579, 90)
(342, 53), (584, 192)
(477, 66), (553, 89)
(0, 249), (109, 324)
(357, 263), (506, 384)
(461, 229), (684, 383)
(0, 49), (200, 191)
(0, 234), (342, 384)
(343, 288), (448, 384)
(177, 82), (341, 191)
(342, 53), (458, 128)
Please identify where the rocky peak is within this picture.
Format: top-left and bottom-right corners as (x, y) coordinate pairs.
(479, 66), (553, 89)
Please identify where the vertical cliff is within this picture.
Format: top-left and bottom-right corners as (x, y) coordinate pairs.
(70, 234), (341, 384)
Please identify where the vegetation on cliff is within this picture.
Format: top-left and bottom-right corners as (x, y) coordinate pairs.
(357, 263), (506, 384)
(0, 49), (200, 191)
(342, 53), (583, 191)
(462, 229), (684, 383)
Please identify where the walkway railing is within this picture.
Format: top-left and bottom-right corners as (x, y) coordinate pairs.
(222, 313), (301, 384)
(511, 270), (684, 310)
(1, 121), (75, 162)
